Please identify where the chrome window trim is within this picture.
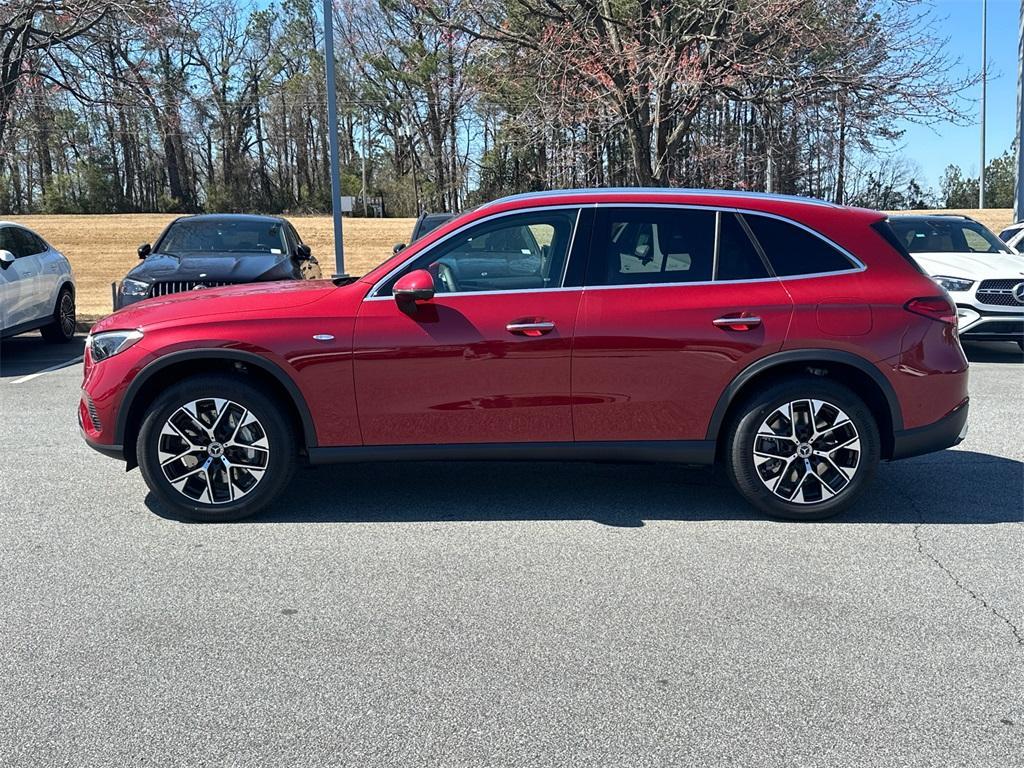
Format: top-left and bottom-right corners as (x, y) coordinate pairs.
(367, 204), (587, 300)
(366, 200), (865, 301)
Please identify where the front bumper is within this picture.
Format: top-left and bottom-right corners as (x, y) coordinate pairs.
(955, 302), (1024, 343)
(891, 399), (969, 460)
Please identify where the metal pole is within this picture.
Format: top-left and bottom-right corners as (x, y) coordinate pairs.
(979, 0), (987, 209)
(322, 0), (346, 277)
(361, 112), (369, 217)
(1015, 0), (1023, 223)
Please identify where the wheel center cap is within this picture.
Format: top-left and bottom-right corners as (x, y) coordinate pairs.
(797, 443), (813, 458)
(207, 442), (225, 458)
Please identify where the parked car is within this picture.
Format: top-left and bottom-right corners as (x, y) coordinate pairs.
(81, 189), (969, 523)
(115, 214), (320, 309)
(393, 211), (457, 254)
(0, 221), (76, 342)
(998, 221), (1023, 252)
(888, 214), (1024, 350)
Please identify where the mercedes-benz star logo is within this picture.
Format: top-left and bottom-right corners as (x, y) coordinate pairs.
(1013, 282), (1024, 305)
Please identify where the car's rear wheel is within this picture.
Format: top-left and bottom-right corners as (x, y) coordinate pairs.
(725, 377), (880, 520)
(40, 287), (76, 343)
(137, 375), (296, 522)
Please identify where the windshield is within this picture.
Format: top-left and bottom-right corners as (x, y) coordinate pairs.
(157, 220), (287, 255)
(889, 218), (1010, 255)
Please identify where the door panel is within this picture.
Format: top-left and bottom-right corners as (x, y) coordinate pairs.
(571, 205), (793, 442)
(572, 282), (793, 441)
(353, 291), (582, 445)
(0, 227), (42, 327)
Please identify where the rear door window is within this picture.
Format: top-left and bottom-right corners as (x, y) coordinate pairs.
(743, 214), (856, 277)
(588, 207), (715, 286)
(716, 213), (770, 281)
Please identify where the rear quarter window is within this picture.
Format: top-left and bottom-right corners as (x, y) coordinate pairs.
(743, 214), (856, 277)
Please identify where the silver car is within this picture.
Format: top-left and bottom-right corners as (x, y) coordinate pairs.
(0, 222), (76, 342)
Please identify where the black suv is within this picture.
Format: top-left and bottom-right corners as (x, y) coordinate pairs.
(115, 214), (321, 309)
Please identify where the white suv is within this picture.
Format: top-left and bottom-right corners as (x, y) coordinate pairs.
(0, 222), (77, 343)
(998, 222), (1023, 253)
(889, 215), (1024, 350)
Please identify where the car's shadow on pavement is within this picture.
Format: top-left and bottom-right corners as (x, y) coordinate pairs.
(146, 449), (1023, 527)
(0, 333), (85, 379)
(963, 341), (1023, 364)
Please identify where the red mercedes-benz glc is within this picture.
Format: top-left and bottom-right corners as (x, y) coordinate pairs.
(80, 190), (969, 522)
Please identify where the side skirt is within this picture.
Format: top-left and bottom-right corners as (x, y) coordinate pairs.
(308, 440), (716, 466)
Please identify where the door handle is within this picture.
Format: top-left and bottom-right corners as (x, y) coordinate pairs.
(713, 315), (762, 330)
(506, 320), (555, 337)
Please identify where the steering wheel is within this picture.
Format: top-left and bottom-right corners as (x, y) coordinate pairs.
(437, 263), (459, 293)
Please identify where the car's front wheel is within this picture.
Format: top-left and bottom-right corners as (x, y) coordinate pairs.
(725, 377), (880, 520)
(137, 375), (297, 522)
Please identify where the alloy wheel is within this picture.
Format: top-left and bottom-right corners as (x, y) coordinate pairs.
(158, 398), (270, 504)
(59, 292), (75, 337)
(752, 398), (861, 505)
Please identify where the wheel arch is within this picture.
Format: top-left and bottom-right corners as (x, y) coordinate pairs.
(707, 349), (902, 460)
(116, 349), (317, 469)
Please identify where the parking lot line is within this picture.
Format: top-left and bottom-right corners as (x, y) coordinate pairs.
(8, 356), (83, 385)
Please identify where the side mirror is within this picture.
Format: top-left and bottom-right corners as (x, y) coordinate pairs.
(393, 269), (434, 303)
(0, 249), (14, 269)
(393, 242), (407, 255)
(295, 243), (312, 261)
(138, 243), (151, 259)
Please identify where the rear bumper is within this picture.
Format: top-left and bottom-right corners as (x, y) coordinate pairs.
(890, 399), (969, 460)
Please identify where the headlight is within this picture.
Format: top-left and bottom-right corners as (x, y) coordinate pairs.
(120, 278), (150, 297)
(932, 275), (974, 292)
(88, 330), (143, 362)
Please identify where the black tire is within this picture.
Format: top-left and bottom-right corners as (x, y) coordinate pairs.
(40, 287), (76, 343)
(724, 376), (880, 521)
(137, 374), (297, 522)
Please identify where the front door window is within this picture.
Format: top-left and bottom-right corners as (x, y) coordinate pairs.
(379, 209), (579, 296)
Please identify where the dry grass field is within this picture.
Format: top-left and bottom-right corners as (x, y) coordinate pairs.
(4, 208), (1014, 320)
(4, 214), (413, 317)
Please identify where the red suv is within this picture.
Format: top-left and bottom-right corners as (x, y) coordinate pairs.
(80, 190), (969, 522)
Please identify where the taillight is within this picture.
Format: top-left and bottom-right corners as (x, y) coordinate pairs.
(904, 296), (957, 325)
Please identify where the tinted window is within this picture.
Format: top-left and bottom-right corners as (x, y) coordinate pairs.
(382, 209), (578, 295)
(157, 219), (287, 255)
(716, 213), (769, 280)
(11, 227), (45, 257)
(412, 213), (456, 241)
(588, 208), (715, 286)
(744, 214), (854, 276)
(4, 227), (43, 257)
(0, 227), (17, 255)
(889, 218), (1010, 255)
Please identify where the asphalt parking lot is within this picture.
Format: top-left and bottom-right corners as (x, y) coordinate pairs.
(1, 333), (1022, 767)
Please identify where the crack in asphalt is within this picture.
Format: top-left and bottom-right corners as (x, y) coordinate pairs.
(892, 481), (1024, 648)
(911, 523), (1024, 648)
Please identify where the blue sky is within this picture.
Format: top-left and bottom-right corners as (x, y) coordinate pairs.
(890, 0), (1020, 190)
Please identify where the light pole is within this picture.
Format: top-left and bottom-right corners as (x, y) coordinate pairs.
(979, 0), (987, 209)
(322, 0), (347, 277)
(1016, 0), (1023, 222)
